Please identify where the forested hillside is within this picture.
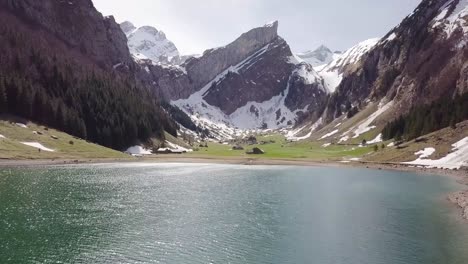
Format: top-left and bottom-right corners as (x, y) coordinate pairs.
(0, 6), (177, 150)
(382, 92), (468, 141)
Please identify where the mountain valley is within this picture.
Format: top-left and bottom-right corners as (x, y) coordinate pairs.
(0, 0), (466, 170)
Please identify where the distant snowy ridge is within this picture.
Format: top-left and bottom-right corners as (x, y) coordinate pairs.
(297, 45), (341, 68)
(120, 21), (180, 64)
(317, 38), (380, 92)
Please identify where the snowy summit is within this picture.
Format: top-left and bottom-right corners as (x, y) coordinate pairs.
(120, 21), (180, 63)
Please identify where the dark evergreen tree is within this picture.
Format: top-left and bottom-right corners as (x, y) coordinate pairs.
(382, 92), (468, 141)
(0, 18), (179, 150)
(0, 79), (7, 113)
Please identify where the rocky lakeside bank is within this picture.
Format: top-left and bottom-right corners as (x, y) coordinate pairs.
(447, 174), (468, 220)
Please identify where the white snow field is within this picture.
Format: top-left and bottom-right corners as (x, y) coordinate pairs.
(403, 137), (468, 169)
(352, 100), (393, 138)
(21, 142), (55, 152)
(367, 134), (383, 144)
(126, 146), (152, 155)
(319, 129), (339, 140)
(317, 38), (380, 92)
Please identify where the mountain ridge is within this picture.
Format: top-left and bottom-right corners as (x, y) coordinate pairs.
(297, 45), (340, 67)
(0, 0), (178, 149)
(120, 21), (181, 64)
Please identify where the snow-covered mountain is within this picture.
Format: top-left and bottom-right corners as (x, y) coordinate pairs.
(317, 38), (380, 92)
(128, 0), (468, 142)
(120, 21), (180, 63)
(322, 0), (468, 125)
(137, 21), (328, 139)
(172, 48), (326, 132)
(296, 40), (380, 93)
(297, 45), (341, 68)
(286, 0), (468, 142)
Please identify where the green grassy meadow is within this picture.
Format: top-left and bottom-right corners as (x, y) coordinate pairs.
(188, 134), (376, 161)
(0, 119), (128, 160)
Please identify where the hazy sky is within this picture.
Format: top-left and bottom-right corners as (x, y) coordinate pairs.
(93, 0), (421, 55)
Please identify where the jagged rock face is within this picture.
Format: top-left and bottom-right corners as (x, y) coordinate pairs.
(184, 21), (280, 92)
(149, 21), (288, 102)
(169, 54), (197, 65)
(322, 39), (379, 73)
(286, 63), (328, 116)
(120, 21), (136, 35)
(201, 42), (328, 117)
(0, 0), (133, 69)
(162, 21), (329, 132)
(142, 63), (193, 99)
(324, 0), (468, 123)
(121, 21), (180, 63)
(203, 37), (293, 114)
(141, 20), (328, 124)
(317, 38), (379, 93)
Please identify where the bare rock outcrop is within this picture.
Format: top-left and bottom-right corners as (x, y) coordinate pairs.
(448, 191), (468, 220)
(0, 0), (133, 69)
(323, 0), (468, 123)
(145, 21), (328, 128)
(184, 21), (280, 93)
(203, 36), (293, 114)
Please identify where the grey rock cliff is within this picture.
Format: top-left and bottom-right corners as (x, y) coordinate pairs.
(0, 0), (133, 69)
(184, 21), (280, 91)
(323, 0), (468, 123)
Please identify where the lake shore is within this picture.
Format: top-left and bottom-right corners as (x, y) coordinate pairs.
(0, 155), (466, 178)
(1, 155), (467, 220)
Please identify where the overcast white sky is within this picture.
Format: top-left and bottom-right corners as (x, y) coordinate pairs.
(93, 0), (421, 55)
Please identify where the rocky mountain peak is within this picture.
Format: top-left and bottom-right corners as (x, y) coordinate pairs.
(316, 45), (332, 53)
(138, 26), (168, 40)
(183, 21), (281, 90)
(297, 45), (334, 67)
(0, 0), (133, 68)
(235, 20), (279, 47)
(120, 21), (136, 35)
(120, 21), (180, 63)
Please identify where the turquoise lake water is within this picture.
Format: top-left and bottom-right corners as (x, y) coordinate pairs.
(1, 163), (467, 263)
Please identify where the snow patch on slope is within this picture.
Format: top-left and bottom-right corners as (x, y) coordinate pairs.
(352, 101), (393, 138)
(317, 38), (379, 92)
(367, 133), (383, 144)
(339, 136), (350, 143)
(325, 38), (379, 69)
(292, 63), (325, 90)
(403, 137), (468, 169)
(229, 82), (302, 129)
(318, 70), (343, 93)
(21, 142), (55, 152)
(159, 141), (193, 153)
(286, 118), (323, 141)
(320, 129), (339, 140)
(126, 146), (152, 155)
(432, 0), (468, 37)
